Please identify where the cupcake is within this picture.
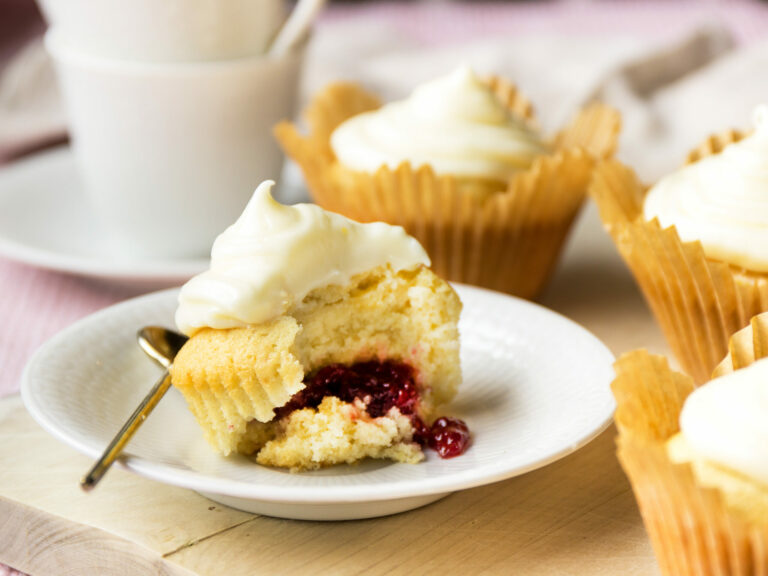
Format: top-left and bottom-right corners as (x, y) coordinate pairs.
(591, 106), (768, 384)
(276, 67), (620, 299)
(170, 181), (467, 471)
(613, 312), (768, 575)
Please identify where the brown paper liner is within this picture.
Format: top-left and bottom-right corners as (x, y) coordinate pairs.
(613, 341), (768, 576)
(685, 129), (746, 165)
(713, 311), (768, 378)
(590, 131), (768, 384)
(276, 80), (621, 299)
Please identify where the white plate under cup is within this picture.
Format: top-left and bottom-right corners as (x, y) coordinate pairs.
(45, 31), (304, 259)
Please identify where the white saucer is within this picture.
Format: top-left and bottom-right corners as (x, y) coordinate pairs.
(0, 147), (209, 284)
(21, 284), (616, 521)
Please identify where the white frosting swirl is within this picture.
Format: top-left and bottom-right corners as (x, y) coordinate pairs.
(176, 181), (430, 336)
(330, 67), (549, 181)
(679, 357), (768, 486)
(644, 105), (768, 272)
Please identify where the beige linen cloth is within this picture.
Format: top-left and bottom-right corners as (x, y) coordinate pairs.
(0, 20), (766, 181)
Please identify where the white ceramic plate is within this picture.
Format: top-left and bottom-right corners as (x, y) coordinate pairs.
(0, 147), (209, 284)
(21, 285), (615, 521)
(0, 147), (310, 285)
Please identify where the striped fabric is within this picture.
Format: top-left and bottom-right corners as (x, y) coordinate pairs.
(322, 0), (768, 46)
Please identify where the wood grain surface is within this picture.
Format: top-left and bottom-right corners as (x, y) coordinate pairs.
(0, 205), (669, 575)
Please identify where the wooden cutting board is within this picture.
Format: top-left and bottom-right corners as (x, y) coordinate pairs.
(0, 206), (668, 575)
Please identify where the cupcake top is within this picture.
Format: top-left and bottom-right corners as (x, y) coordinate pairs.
(679, 357), (768, 485)
(643, 105), (768, 272)
(175, 181), (430, 336)
(329, 66), (549, 182)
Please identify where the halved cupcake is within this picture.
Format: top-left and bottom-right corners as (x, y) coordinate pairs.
(276, 67), (620, 299)
(591, 106), (768, 384)
(170, 181), (466, 470)
(613, 312), (768, 574)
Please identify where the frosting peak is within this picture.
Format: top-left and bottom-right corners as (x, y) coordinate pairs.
(643, 105), (768, 272)
(408, 67), (509, 125)
(175, 181), (430, 336)
(680, 358), (768, 486)
(330, 67), (549, 181)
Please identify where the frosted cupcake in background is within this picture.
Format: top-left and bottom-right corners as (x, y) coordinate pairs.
(591, 106), (768, 384)
(612, 311), (768, 575)
(329, 67), (550, 196)
(277, 67), (620, 300)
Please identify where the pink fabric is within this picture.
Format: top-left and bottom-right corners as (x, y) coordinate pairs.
(2, 1), (768, 574)
(0, 260), (144, 398)
(322, 0), (768, 46)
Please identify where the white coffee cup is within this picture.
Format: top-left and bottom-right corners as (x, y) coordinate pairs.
(37, 0), (285, 62)
(46, 31), (304, 259)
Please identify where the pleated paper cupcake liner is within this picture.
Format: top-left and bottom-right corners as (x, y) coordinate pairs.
(276, 80), (620, 299)
(713, 311), (768, 377)
(170, 320), (306, 455)
(685, 129), (746, 165)
(590, 131), (768, 384)
(613, 333), (768, 576)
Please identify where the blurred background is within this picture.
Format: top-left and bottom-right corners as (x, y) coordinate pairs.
(3, 0), (768, 176)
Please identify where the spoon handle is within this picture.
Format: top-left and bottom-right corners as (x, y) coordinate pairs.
(81, 370), (172, 491)
(268, 0), (325, 58)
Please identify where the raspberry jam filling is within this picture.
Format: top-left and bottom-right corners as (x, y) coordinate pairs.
(276, 360), (470, 458)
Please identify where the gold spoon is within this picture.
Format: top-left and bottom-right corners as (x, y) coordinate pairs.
(80, 326), (188, 491)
